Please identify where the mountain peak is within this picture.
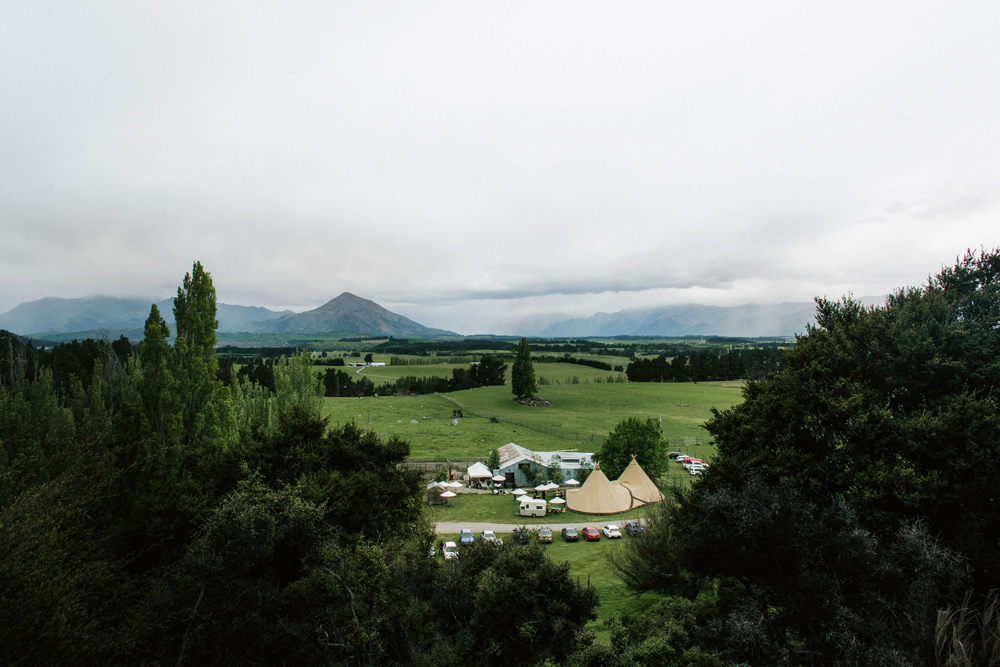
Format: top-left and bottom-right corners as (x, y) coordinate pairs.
(273, 293), (456, 337)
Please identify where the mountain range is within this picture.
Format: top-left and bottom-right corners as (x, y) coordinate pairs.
(0, 292), (884, 340)
(0, 293), (456, 339)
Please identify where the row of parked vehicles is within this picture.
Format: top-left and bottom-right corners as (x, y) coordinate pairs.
(442, 522), (645, 558)
(669, 450), (709, 475)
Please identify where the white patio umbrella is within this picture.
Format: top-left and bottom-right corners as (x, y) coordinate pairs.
(544, 482), (561, 490)
(440, 491), (457, 498)
(534, 483), (550, 491)
(550, 497), (566, 504)
(492, 475), (506, 482)
(513, 488), (529, 495)
(564, 479), (580, 486)
(448, 481), (463, 488)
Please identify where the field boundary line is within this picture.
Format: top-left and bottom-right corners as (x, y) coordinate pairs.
(438, 394), (596, 445)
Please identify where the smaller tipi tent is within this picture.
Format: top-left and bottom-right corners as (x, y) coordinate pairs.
(616, 456), (665, 505)
(566, 464), (632, 514)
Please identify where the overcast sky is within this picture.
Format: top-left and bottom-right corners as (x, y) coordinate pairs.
(2, 2), (998, 334)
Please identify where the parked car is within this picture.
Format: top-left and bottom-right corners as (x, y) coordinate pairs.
(682, 458), (703, 469)
(582, 527), (601, 541)
(602, 525), (622, 539)
(511, 526), (532, 544)
(624, 522), (644, 537)
(481, 530), (503, 545)
(443, 541), (459, 560)
(668, 451), (685, 459)
(459, 528), (475, 545)
(538, 527), (553, 543)
(561, 527), (579, 542)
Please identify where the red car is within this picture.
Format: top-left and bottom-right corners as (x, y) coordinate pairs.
(582, 526), (601, 541)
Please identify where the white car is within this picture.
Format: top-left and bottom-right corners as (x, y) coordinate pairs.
(602, 525), (622, 539)
(481, 530), (504, 545)
(443, 541), (459, 560)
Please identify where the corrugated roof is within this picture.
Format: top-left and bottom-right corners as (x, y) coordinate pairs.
(497, 443), (545, 468)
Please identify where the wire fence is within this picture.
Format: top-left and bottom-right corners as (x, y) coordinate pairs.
(439, 395), (594, 444)
(440, 396), (717, 451)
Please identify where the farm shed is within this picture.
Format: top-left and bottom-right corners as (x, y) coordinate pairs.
(495, 443), (595, 488)
(543, 449), (594, 481)
(496, 443), (547, 488)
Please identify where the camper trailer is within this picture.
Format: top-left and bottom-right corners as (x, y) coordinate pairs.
(519, 498), (547, 517)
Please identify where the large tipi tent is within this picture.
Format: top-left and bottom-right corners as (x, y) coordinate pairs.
(616, 456), (666, 505)
(566, 464), (632, 514)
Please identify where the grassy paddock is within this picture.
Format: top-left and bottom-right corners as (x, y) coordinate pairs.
(335, 361), (626, 384)
(321, 381), (742, 460)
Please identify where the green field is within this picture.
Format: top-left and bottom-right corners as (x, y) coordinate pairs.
(322, 376), (742, 642)
(321, 379), (742, 461)
(336, 360), (628, 384)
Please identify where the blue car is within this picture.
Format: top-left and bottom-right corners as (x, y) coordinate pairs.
(624, 522), (644, 537)
(459, 528), (475, 545)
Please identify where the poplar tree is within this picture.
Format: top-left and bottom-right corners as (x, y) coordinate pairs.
(172, 262), (235, 448)
(138, 304), (180, 455)
(511, 337), (537, 399)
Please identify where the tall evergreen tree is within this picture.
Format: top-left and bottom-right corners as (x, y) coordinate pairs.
(138, 304), (180, 455)
(511, 337), (537, 399)
(172, 262), (236, 448)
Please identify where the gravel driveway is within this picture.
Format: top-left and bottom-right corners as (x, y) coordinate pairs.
(434, 520), (625, 533)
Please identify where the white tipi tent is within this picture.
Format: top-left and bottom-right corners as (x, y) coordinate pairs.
(616, 456), (665, 505)
(565, 464), (632, 514)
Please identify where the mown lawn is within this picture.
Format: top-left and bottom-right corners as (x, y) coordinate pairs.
(426, 492), (652, 525)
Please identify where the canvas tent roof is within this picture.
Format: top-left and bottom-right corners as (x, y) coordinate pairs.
(616, 456), (665, 505)
(466, 462), (492, 479)
(566, 465), (632, 515)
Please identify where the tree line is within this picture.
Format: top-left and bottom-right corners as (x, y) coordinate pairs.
(625, 345), (787, 382)
(591, 249), (1000, 666)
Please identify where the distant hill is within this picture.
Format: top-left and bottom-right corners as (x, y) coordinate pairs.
(527, 297), (886, 338)
(0, 296), (292, 337)
(0, 293), (455, 339)
(267, 292), (458, 337)
(0, 292), (885, 340)
(0, 296), (154, 336)
(534, 302), (816, 338)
